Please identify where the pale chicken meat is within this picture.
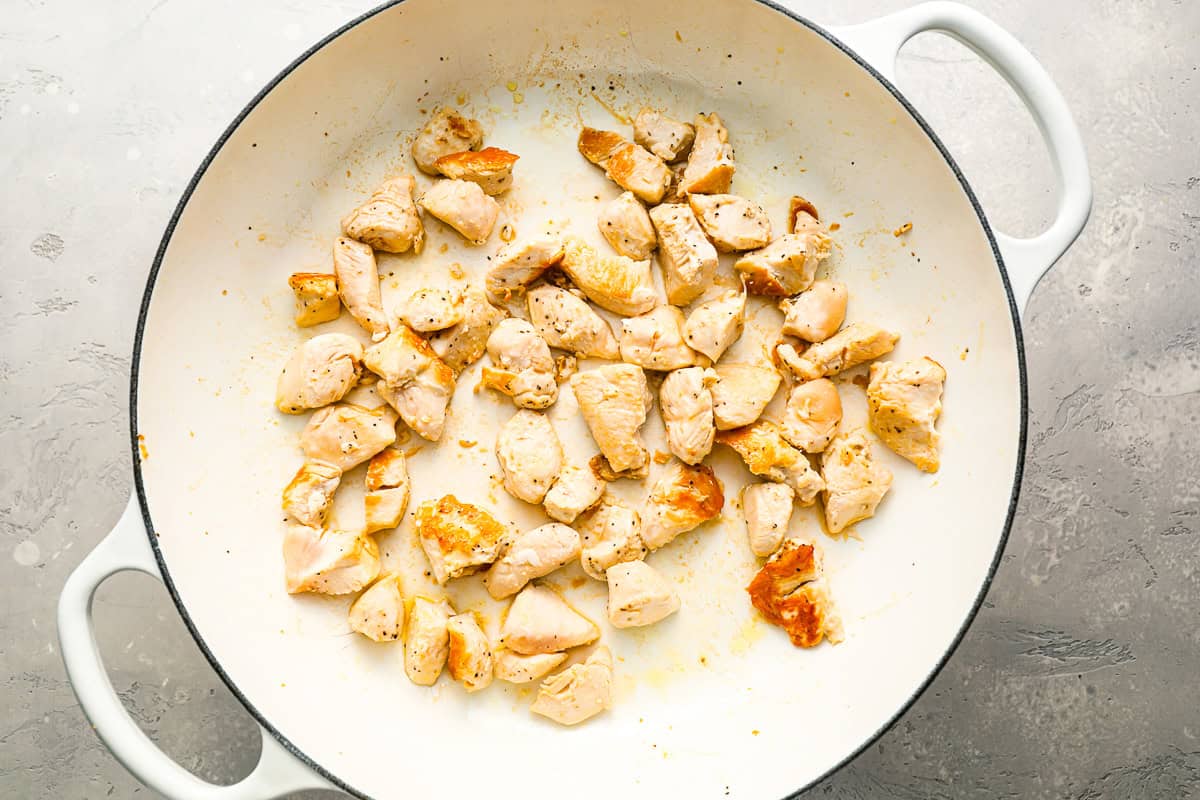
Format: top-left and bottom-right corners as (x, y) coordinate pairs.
(640, 461), (725, 550)
(287, 272), (340, 327)
(559, 237), (658, 317)
(348, 574), (404, 642)
(821, 428), (893, 533)
(501, 584), (600, 655)
(659, 367), (716, 465)
(283, 524), (380, 595)
(866, 357), (947, 472)
(495, 409), (563, 504)
(620, 305), (699, 371)
(683, 290), (745, 362)
(779, 322), (899, 381)
(747, 538), (843, 647)
(485, 522), (582, 599)
(716, 420), (825, 505)
(648, 203), (719, 306)
(788, 195), (825, 235)
(399, 286), (464, 332)
(570, 363), (652, 473)
(542, 464), (606, 524)
(365, 325), (456, 441)
(709, 363), (782, 430)
(341, 175), (424, 254)
(281, 461), (341, 528)
(485, 237), (564, 302)
(419, 179), (500, 245)
(276, 333), (363, 414)
(404, 596), (453, 686)
(741, 483), (794, 558)
(364, 447), (410, 533)
(434, 147), (519, 195)
(632, 107), (695, 162)
(577, 127), (671, 204)
(447, 613), (494, 693)
(300, 403), (397, 472)
(781, 378), (843, 454)
(688, 193), (772, 252)
(526, 285), (620, 360)
(734, 232), (831, 297)
(414, 495), (508, 584)
(606, 560), (680, 628)
(779, 280), (848, 343)
(597, 191), (657, 260)
(494, 650), (568, 684)
(577, 498), (648, 579)
(411, 107), (484, 174)
(681, 112), (735, 195)
(531, 646), (613, 726)
(428, 283), (507, 373)
(332, 237), (389, 340)
(481, 318), (558, 410)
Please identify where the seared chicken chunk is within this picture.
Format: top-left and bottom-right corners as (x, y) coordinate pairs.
(364, 447), (410, 533)
(571, 364), (652, 473)
(641, 461), (725, 550)
(333, 237), (389, 340)
(780, 322), (899, 381)
(414, 495), (508, 584)
(781, 378), (842, 454)
(420, 179), (500, 245)
(527, 285), (620, 360)
(606, 560), (680, 628)
(276, 333), (363, 414)
(411, 107), (484, 175)
(543, 464), (607, 523)
(288, 272), (340, 327)
(662, 160), (688, 204)
(620, 305), (699, 371)
(502, 584), (600, 654)
(341, 175), (424, 254)
(788, 195), (824, 235)
(779, 280), (847, 342)
(559, 238), (658, 317)
(485, 522), (582, 599)
(482, 318), (559, 410)
(710, 364), (782, 430)
(577, 127), (671, 204)
(404, 596), (453, 686)
(348, 574), (404, 642)
(633, 107), (695, 162)
(300, 403), (397, 471)
(598, 191), (657, 260)
(716, 420), (824, 504)
(429, 283), (507, 373)
(281, 461), (341, 528)
(649, 203), (719, 306)
(399, 286), (464, 332)
(659, 367), (716, 465)
(681, 112), (735, 195)
(447, 613), (494, 692)
(867, 357), (947, 472)
(531, 646), (613, 726)
(683, 290), (745, 362)
(741, 483), (794, 558)
(283, 524), (380, 595)
(494, 650), (568, 684)
(365, 325), (456, 441)
(434, 147), (519, 195)
(747, 538), (843, 647)
(821, 428), (893, 533)
(688, 193), (772, 252)
(485, 237), (564, 302)
(577, 498), (648, 579)
(495, 409), (563, 504)
(734, 232), (831, 297)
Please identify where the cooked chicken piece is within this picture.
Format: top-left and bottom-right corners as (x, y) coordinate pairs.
(571, 364), (651, 473)
(494, 650), (568, 684)
(741, 483), (794, 558)
(364, 323), (443, 389)
(283, 524), (380, 595)
(300, 403), (397, 471)
(333, 237), (389, 340)
(577, 498), (648, 579)
(530, 646), (613, 726)
(734, 232), (831, 297)
(747, 538), (843, 647)
(404, 596), (453, 686)
(485, 522), (581, 599)
(659, 367), (716, 465)
(715, 421), (824, 504)
(681, 112), (735, 195)
(411, 107), (484, 175)
(495, 409), (563, 504)
(288, 272), (341, 327)
(419, 179), (500, 245)
(867, 357), (947, 472)
(709, 363), (782, 430)
(781, 378), (842, 454)
(281, 461), (341, 528)
(633, 108), (695, 163)
(399, 286), (464, 332)
(779, 280), (847, 343)
(502, 584), (600, 654)
(780, 322), (900, 381)
(364, 447), (410, 533)
(649, 203), (719, 306)
(787, 195), (823, 234)
(620, 305), (699, 371)
(348, 574), (404, 642)
(485, 237), (565, 301)
(559, 238), (657, 316)
(429, 283), (507, 373)
(526, 285), (620, 360)
(577, 127), (671, 204)
(662, 160), (688, 204)
(481, 318), (558, 410)
(598, 191), (657, 260)
(641, 461), (725, 550)
(588, 452), (648, 482)
(414, 495), (508, 584)
(821, 428), (893, 533)
(341, 175), (424, 254)
(447, 613), (494, 692)
(606, 560), (680, 628)
(683, 290), (745, 362)
(275, 333), (363, 414)
(365, 325), (456, 441)
(688, 193), (772, 252)
(543, 464), (607, 523)
(435, 147), (519, 195)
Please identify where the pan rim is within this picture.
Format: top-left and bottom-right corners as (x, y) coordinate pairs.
(127, 1), (1028, 797)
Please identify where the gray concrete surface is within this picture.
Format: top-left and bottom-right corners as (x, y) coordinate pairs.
(1, 0), (1196, 797)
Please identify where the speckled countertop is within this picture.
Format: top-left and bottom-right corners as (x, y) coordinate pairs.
(2, 0), (1197, 797)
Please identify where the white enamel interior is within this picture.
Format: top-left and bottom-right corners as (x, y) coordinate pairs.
(135, 1), (1022, 798)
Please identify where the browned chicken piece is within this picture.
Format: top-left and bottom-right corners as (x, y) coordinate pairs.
(495, 409), (563, 504)
(577, 498), (648, 579)
(662, 160), (688, 204)
(734, 232), (831, 297)
(485, 237), (565, 302)
(570, 364), (651, 473)
(399, 285), (464, 332)
(494, 650), (568, 684)
(640, 460), (725, 550)
(530, 646), (613, 726)
(606, 560), (679, 628)
(485, 522), (582, 599)
(364, 447), (410, 533)
(405, 596), (453, 686)
(428, 283), (507, 373)
(414, 495), (508, 584)
(283, 524), (380, 595)
(348, 574), (404, 642)
(683, 290), (745, 362)
(281, 461), (341, 528)
(659, 367), (716, 465)
(434, 147), (519, 195)
(447, 613), (494, 693)
(365, 325), (456, 441)
(333, 237), (389, 340)
(577, 127), (671, 204)
(716, 420), (825, 504)
(742, 482), (794, 558)
(821, 428), (893, 533)
(681, 112), (735, 195)
(576, 127), (628, 165)
(341, 175), (425, 254)
(559, 237), (658, 316)
(632, 108), (695, 163)
(598, 191), (657, 260)
(501, 584), (600, 654)
(787, 195), (823, 234)
(481, 318), (558, 410)
(412, 107), (484, 175)
(779, 322), (900, 381)
(275, 333), (363, 414)
(619, 305), (700, 371)
(420, 179), (500, 245)
(300, 403), (397, 471)
(648, 203), (719, 306)
(709, 363), (781, 430)
(779, 280), (847, 342)
(526, 284), (620, 360)
(781, 378), (842, 454)
(542, 464), (607, 524)
(867, 357), (947, 472)
(747, 538), (843, 647)
(688, 193), (772, 252)
(288, 272), (340, 327)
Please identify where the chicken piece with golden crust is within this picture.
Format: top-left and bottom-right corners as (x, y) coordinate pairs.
(821, 428), (893, 533)
(412, 107), (484, 175)
(716, 420), (824, 504)
(734, 232), (831, 297)
(414, 495), (508, 584)
(659, 366), (716, 465)
(607, 560), (680, 628)
(570, 363), (652, 473)
(741, 482), (794, 558)
(494, 650), (568, 684)
(641, 461), (725, 550)
(543, 464), (606, 524)
(780, 322), (899, 381)
(399, 285), (463, 333)
(281, 461), (341, 528)
(447, 613), (494, 693)
(531, 646), (613, 726)
(300, 403), (397, 472)
(632, 107), (695, 163)
(348, 574), (404, 642)
(781, 378), (842, 454)
(404, 596), (453, 686)
(526, 285), (620, 360)
(485, 237), (564, 302)
(502, 584), (600, 655)
(363, 447), (410, 533)
(485, 522), (581, 599)
(341, 175), (424, 254)
(333, 237), (389, 340)
(283, 524), (380, 596)
(288, 272), (340, 327)
(365, 325), (456, 441)
(434, 147), (519, 195)
(787, 195), (824, 235)
(710, 363), (782, 430)
(428, 284), (507, 373)
(577, 498), (648, 579)
(481, 318), (558, 410)
(688, 193), (772, 252)
(420, 179), (500, 245)
(495, 409), (563, 504)
(276, 334), (363, 415)
(598, 190), (657, 260)
(649, 203), (719, 306)
(747, 538), (843, 647)
(619, 305), (699, 371)
(559, 237), (658, 317)
(577, 127), (671, 204)
(683, 290), (745, 363)
(681, 112), (735, 195)
(867, 357), (947, 472)
(780, 280), (847, 343)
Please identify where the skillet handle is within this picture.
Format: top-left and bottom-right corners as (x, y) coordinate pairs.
(830, 1), (1092, 313)
(57, 494), (338, 799)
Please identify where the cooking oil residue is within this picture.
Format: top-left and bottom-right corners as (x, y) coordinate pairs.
(729, 614), (765, 655)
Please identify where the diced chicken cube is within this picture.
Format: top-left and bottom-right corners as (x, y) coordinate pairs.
(734, 232), (831, 297)
(662, 160), (688, 204)
(341, 175), (424, 254)
(428, 283), (507, 373)
(276, 333), (363, 414)
(434, 147), (519, 195)
(683, 290), (745, 362)
(779, 280), (847, 342)
(788, 195), (827, 236)
(571, 364), (652, 473)
(633, 108), (695, 162)
(404, 596), (453, 686)
(399, 286), (464, 332)
(447, 613), (494, 692)
(715, 420), (825, 504)
(576, 127), (628, 165)
(649, 203), (719, 306)
(747, 538), (843, 647)
(481, 318), (558, 410)
(495, 409), (563, 504)
(821, 428), (893, 533)
(559, 237), (658, 317)
(526, 284), (620, 360)
(414, 495), (508, 584)
(659, 367), (716, 465)
(598, 191), (657, 260)
(502, 584), (600, 654)
(485, 237), (564, 301)
(494, 650), (568, 684)
(577, 498), (648, 579)
(543, 464), (607, 523)
(411, 108), (484, 175)
(620, 305), (699, 371)
(333, 237), (389, 340)
(867, 357), (947, 472)
(420, 179), (500, 245)
(485, 522), (582, 599)
(607, 560), (680, 628)
(781, 378), (842, 454)
(530, 646), (613, 726)
(288, 272), (340, 327)
(348, 574), (404, 642)
(688, 193), (772, 252)
(283, 524), (380, 595)
(641, 461), (725, 550)
(779, 322), (899, 381)
(300, 403), (397, 472)
(710, 364), (781, 430)
(741, 483), (794, 558)
(365, 325), (456, 441)
(681, 112), (735, 195)
(281, 461), (341, 528)
(364, 447), (410, 533)
(577, 127), (671, 203)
